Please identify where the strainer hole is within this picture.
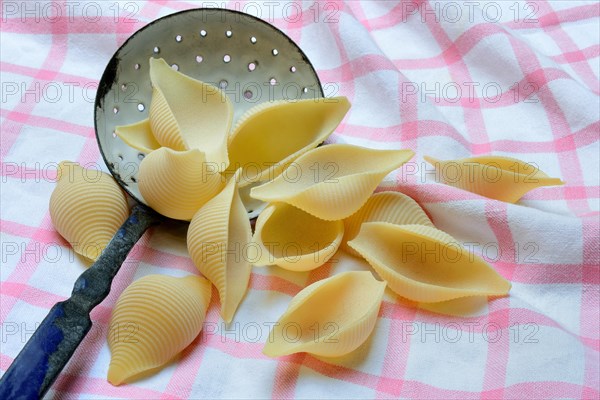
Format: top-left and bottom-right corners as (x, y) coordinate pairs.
(219, 79), (228, 89)
(153, 46), (160, 54)
(223, 54), (231, 63)
(290, 66), (297, 73)
(303, 87), (309, 93)
(250, 36), (257, 44)
(272, 49), (279, 56)
(134, 63), (140, 70)
(131, 176), (137, 183)
(171, 64), (179, 71)
(121, 83), (127, 91)
(248, 62), (257, 71)
(112, 130), (117, 138)
(244, 90), (253, 99)
(175, 34), (182, 42)
(113, 106), (119, 114)
(137, 103), (145, 112)
(196, 55), (203, 63)
(269, 78), (277, 86)
(248, 209), (254, 214)
(138, 153), (145, 160)
(200, 29), (207, 37)
(118, 154), (124, 161)
(226, 30), (232, 37)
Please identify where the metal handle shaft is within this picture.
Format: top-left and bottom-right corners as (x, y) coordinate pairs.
(0, 204), (159, 399)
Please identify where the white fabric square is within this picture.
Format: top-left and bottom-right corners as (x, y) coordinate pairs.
(0, 71), (35, 112)
(191, 347), (277, 399)
(511, 282), (582, 334)
(424, 200), (498, 245)
(300, 22), (342, 70)
(27, 245), (85, 298)
(347, 70), (401, 128)
(0, 177), (53, 227)
(371, 14), (442, 60)
(0, 32), (52, 71)
(462, 34), (526, 93)
(0, 232), (25, 282)
(577, 142), (600, 187)
(358, 1), (397, 20)
(404, 319), (488, 391)
(482, 101), (554, 143)
(295, 365), (376, 399)
(4, 124), (86, 166)
(505, 325), (585, 386)
(506, 204), (583, 264)
(546, 79), (600, 134)
(62, 34), (118, 80)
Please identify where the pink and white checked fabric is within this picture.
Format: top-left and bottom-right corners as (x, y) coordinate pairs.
(1, 1), (599, 399)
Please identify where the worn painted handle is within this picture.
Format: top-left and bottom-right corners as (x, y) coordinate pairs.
(0, 204), (160, 400)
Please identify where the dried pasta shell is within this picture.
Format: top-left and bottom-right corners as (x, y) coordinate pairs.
(138, 147), (224, 221)
(107, 274), (211, 385)
(251, 203), (344, 271)
(148, 87), (186, 151)
(251, 144), (415, 221)
(114, 118), (160, 154)
(424, 155), (564, 203)
(342, 191), (433, 257)
(226, 97), (351, 187)
(187, 173), (252, 323)
(263, 271), (385, 357)
(149, 57), (233, 167)
(348, 222), (511, 302)
(49, 161), (129, 261)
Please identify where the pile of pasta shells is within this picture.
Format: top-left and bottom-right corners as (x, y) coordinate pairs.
(49, 58), (564, 386)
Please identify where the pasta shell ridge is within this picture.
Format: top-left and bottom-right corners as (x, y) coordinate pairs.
(226, 97), (351, 187)
(251, 203), (344, 271)
(149, 87), (186, 150)
(348, 222), (511, 302)
(424, 155), (564, 203)
(49, 161), (129, 261)
(107, 274), (211, 385)
(149, 58), (232, 167)
(251, 144), (415, 221)
(138, 147), (224, 221)
(187, 174), (252, 323)
(342, 191), (433, 256)
(263, 271), (385, 357)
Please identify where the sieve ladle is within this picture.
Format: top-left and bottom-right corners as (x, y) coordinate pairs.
(0, 8), (323, 399)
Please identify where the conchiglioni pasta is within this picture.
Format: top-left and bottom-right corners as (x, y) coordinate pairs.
(149, 57), (233, 167)
(342, 191), (433, 257)
(348, 223), (511, 302)
(250, 144), (415, 221)
(187, 173), (252, 323)
(114, 118), (160, 154)
(137, 147), (223, 221)
(49, 161), (129, 261)
(108, 274), (211, 385)
(263, 271), (385, 357)
(251, 203), (344, 271)
(225, 97), (351, 187)
(424, 155), (564, 203)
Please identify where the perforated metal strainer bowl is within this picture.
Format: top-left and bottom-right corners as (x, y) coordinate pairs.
(95, 8), (324, 219)
(0, 9), (323, 399)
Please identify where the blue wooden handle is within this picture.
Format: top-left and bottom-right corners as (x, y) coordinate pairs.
(0, 204), (160, 399)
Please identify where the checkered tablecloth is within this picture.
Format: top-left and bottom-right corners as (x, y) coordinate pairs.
(1, 1), (599, 399)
